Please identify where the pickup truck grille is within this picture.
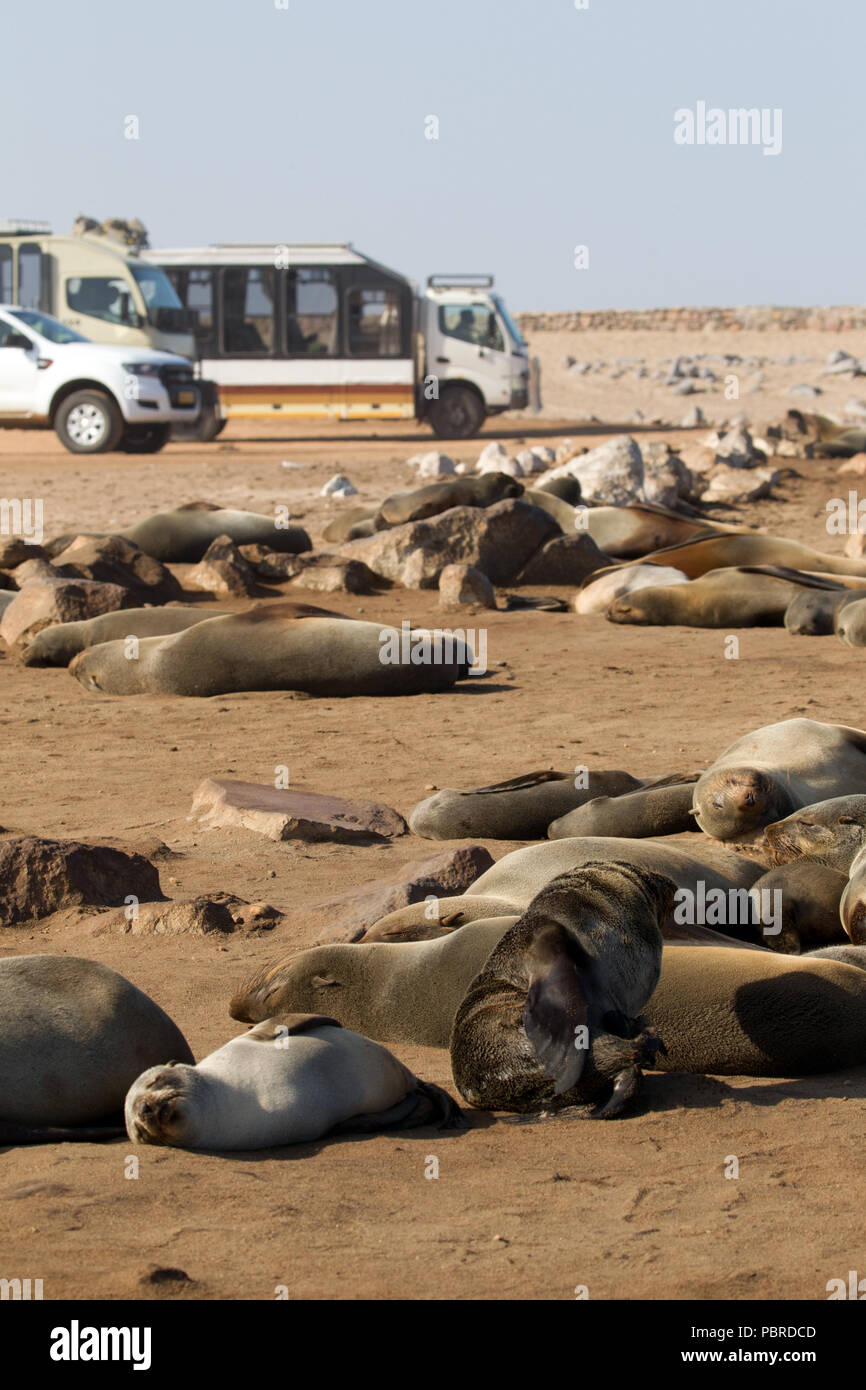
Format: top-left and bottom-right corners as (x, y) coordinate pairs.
(158, 365), (194, 389)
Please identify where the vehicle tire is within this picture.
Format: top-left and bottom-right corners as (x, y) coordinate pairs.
(170, 407), (226, 443)
(428, 385), (486, 439)
(118, 424), (172, 454)
(54, 390), (125, 454)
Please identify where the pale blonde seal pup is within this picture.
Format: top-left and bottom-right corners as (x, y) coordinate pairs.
(0, 955), (192, 1144)
(125, 1014), (459, 1150)
(692, 720), (866, 841)
(575, 563), (689, 615)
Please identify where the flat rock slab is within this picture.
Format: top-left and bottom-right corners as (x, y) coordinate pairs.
(0, 836), (163, 925)
(190, 778), (408, 844)
(310, 843), (496, 942)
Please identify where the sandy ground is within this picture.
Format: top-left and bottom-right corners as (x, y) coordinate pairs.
(1, 328), (865, 1303)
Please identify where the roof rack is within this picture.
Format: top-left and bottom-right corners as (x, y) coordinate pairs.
(209, 241), (353, 251)
(427, 273), (494, 290)
(0, 219), (52, 236)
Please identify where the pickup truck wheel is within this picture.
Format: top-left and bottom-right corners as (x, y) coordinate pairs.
(119, 424), (172, 454)
(428, 385), (486, 439)
(55, 391), (124, 454)
(170, 407), (226, 442)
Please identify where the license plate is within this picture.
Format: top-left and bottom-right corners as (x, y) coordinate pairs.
(176, 390), (195, 405)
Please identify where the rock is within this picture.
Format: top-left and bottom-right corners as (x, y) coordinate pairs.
(409, 451), (456, 478)
(287, 556), (379, 595)
(542, 434), (644, 505)
(516, 533), (610, 586)
(476, 441), (509, 472)
(187, 536), (260, 597)
(529, 445), (556, 468)
(680, 406), (705, 428)
(844, 401), (866, 422)
(714, 426), (757, 469)
(438, 564), (497, 609)
(189, 778), (408, 844)
(555, 439), (578, 464)
(642, 454), (688, 508)
(773, 439), (801, 457)
(11, 557), (56, 584)
(676, 444), (718, 477)
(94, 895), (237, 936)
(789, 384), (822, 398)
(0, 577), (133, 646)
(0, 539), (46, 569)
(699, 465), (779, 505)
(338, 499), (558, 588)
(52, 535), (182, 604)
(309, 844), (496, 943)
(321, 474), (359, 497)
(827, 348), (857, 368)
(0, 836), (163, 925)
(672, 379), (697, 395)
(839, 454), (866, 477)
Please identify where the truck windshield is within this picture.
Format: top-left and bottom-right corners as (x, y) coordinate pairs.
(132, 266), (184, 315)
(9, 309), (89, 344)
(492, 294), (526, 349)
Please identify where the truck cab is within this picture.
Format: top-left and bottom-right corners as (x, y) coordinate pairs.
(418, 275), (530, 437)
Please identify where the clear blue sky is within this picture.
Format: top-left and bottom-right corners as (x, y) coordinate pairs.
(8, 0), (863, 311)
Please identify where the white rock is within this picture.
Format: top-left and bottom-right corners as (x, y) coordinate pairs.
(321, 474), (359, 498)
(408, 451), (456, 478)
(475, 441), (509, 472)
(541, 434), (644, 505)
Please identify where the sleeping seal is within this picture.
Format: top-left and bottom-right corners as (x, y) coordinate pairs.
(575, 563), (689, 615)
(691, 720), (866, 841)
(450, 862), (674, 1116)
(19, 605), (229, 667)
(48, 503), (311, 564)
(746, 861), (847, 953)
(407, 768), (646, 841)
(125, 1014), (459, 1150)
(784, 586), (866, 637)
(69, 602), (473, 697)
(608, 567), (847, 628)
(548, 780), (698, 840)
(0, 955), (193, 1144)
(762, 795), (866, 873)
(374, 473), (523, 529)
(635, 533), (866, 580)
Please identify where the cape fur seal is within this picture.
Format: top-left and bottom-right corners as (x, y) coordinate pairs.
(0, 955), (193, 1144)
(691, 720), (866, 841)
(806, 944), (866, 969)
(407, 768), (646, 841)
(450, 862), (673, 1116)
(835, 597), (866, 647)
(362, 834), (765, 942)
(575, 506), (738, 561)
(69, 602), (473, 697)
(608, 566), (846, 628)
(48, 504), (311, 564)
(784, 587), (866, 637)
(840, 844), (866, 942)
(374, 473), (523, 529)
(575, 563), (689, 615)
(647, 946), (866, 1076)
(126, 1013), (459, 1150)
(637, 533), (866, 580)
(19, 605), (229, 667)
(746, 862), (847, 953)
(548, 779), (698, 841)
(762, 796), (866, 874)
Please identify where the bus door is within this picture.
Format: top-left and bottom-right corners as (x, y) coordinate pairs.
(341, 276), (414, 420)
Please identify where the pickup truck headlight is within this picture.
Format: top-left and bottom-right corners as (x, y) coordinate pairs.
(121, 362), (161, 377)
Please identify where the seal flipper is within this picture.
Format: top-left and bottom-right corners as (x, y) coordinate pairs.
(247, 1013), (342, 1040)
(522, 924), (588, 1096)
(331, 1081), (464, 1135)
(0, 1120), (126, 1146)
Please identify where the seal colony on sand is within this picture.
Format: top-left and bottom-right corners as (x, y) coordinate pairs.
(691, 719), (866, 841)
(68, 602), (474, 698)
(0, 955), (192, 1145)
(450, 863), (673, 1116)
(125, 1013), (460, 1150)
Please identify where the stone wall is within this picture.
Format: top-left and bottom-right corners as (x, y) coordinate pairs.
(516, 306), (866, 333)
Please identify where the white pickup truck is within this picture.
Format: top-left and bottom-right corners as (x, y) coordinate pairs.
(0, 306), (200, 453)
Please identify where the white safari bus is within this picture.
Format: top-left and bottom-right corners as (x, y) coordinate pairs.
(143, 243), (532, 438)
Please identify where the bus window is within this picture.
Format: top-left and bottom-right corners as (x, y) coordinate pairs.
(0, 246), (11, 303)
(18, 244), (43, 310)
(347, 288), (402, 357)
(221, 267), (275, 355)
(439, 303), (504, 352)
(66, 276), (138, 326)
(184, 269), (214, 330)
(285, 268), (337, 356)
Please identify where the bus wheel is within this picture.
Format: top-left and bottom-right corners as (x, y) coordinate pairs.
(119, 424), (172, 454)
(428, 386), (486, 439)
(55, 391), (124, 454)
(170, 407), (226, 442)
